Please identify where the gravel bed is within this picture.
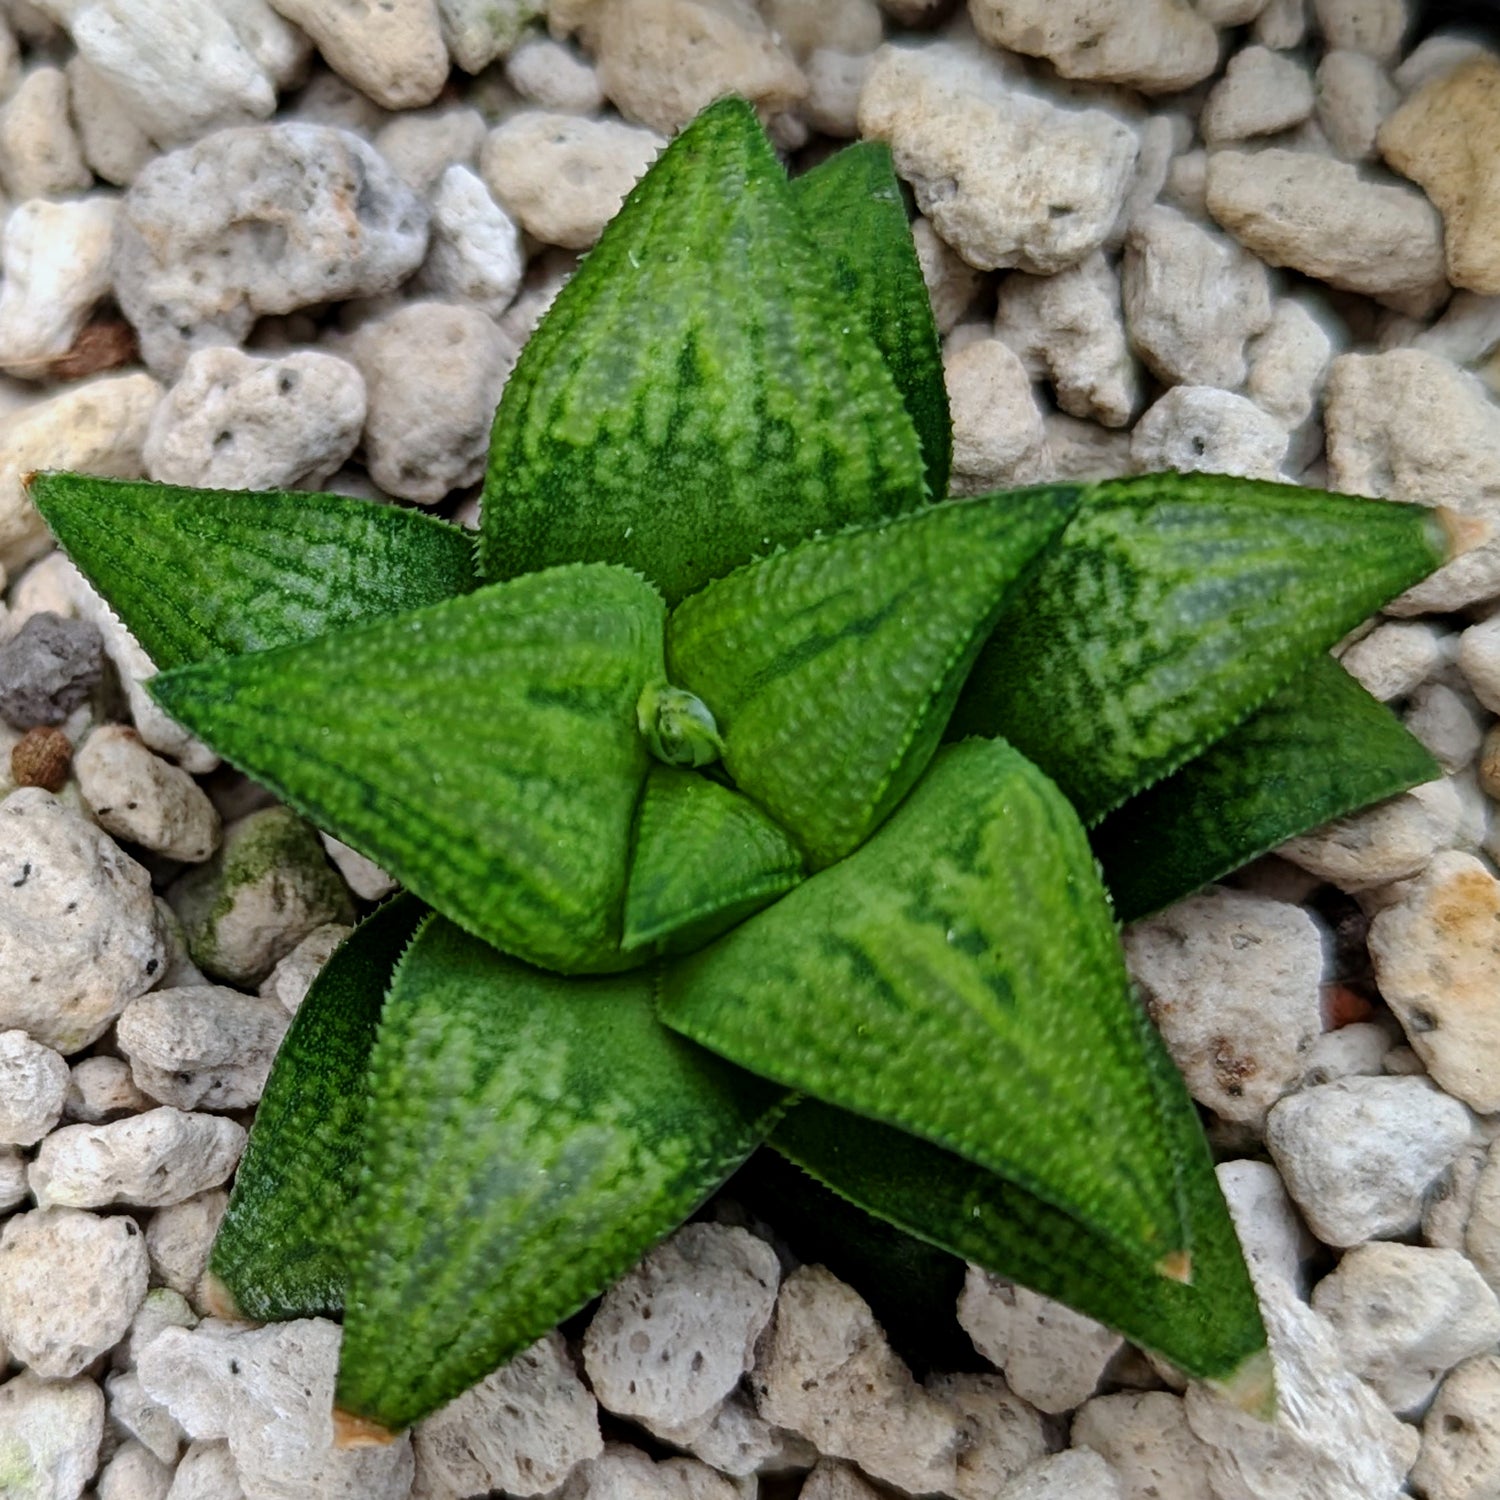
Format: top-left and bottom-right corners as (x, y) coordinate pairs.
(2, 1), (1500, 1497)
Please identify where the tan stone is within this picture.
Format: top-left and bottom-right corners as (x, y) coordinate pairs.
(1380, 58), (1500, 294)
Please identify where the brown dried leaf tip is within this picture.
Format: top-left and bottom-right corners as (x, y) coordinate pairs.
(12, 726), (72, 792)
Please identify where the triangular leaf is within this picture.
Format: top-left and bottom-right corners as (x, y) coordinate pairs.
(666, 486), (1080, 866)
(790, 141), (951, 499)
(949, 473), (1448, 823)
(150, 565), (665, 974)
(658, 738), (1194, 1269)
(336, 915), (787, 1433)
(1094, 654), (1443, 924)
(477, 96), (927, 604)
(207, 895), (426, 1321)
(772, 1098), (1269, 1393)
(30, 473), (478, 670)
(623, 765), (805, 955)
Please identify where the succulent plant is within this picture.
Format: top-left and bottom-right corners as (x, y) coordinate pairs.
(32, 98), (1451, 1437)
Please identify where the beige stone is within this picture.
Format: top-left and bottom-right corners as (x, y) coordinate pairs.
(269, 0), (448, 109)
(1380, 58), (1500, 295)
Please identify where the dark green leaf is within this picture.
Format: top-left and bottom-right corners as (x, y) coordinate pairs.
(477, 96), (927, 604)
(772, 1098), (1270, 1395)
(150, 564), (665, 974)
(658, 738), (1198, 1272)
(623, 765), (805, 955)
(791, 141), (951, 499)
(336, 915), (787, 1432)
(1095, 654), (1442, 923)
(208, 895), (426, 1321)
(950, 473), (1448, 823)
(667, 486), (1080, 866)
(29, 472), (478, 670)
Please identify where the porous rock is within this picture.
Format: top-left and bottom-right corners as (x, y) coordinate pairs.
(167, 1440), (244, 1500)
(1201, 45), (1316, 144)
(1312, 1241), (1500, 1415)
(437, 0), (546, 74)
(1316, 49), (1398, 160)
(957, 1270), (1122, 1415)
(318, 834), (395, 902)
(1339, 620), (1449, 703)
(168, 806), (354, 986)
(1461, 612), (1500, 714)
(268, 0), (448, 110)
(1124, 888), (1324, 1128)
(29, 1108), (245, 1210)
(1206, 148), (1447, 316)
(349, 300), (516, 505)
(1368, 851), (1500, 1112)
(0, 613), (104, 731)
(414, 164), (525, 318)
(505, 35), (606, 115)
(927, 1371), (1048, 1497)
(137, 1318), (415, 1500)
(373, 106), (486, 196)
(1413, 1354), (1500, 1499)
(114, 124), (428, 377)
(0, 788), (165, 1055)
(107, 1370), (184, 1466)
(257, 922), (350, 1015)
(556, 1444), (741, 1500)
(1314, 0), (1409, 61)
(968, 0), (1218, 93)
(913, 217), (983, 336)
(1071, 1391), (1219, 1500)
(482, 111), (662, 252)
(944, 336), (1050, 494)
(1264, 1074), (1473, 1247)
(996, 1449), (1124, 1499)
(0, 1028), (68, 1145)
(0, 1207), (148, 1379)
(1129, 386), (1288, 479)
(858, 42), (1139, 276)
(0, 1370), (105, 1500)
(143, 346), (366, 492)
(1246, 297), (1335, 437)
(1123, 205), (1274, 391)
(76, 726), (221, 864)
(413, 1331), (601, 1499)
(584, 1222), (779, 1434)
(144, 1190), (228, 1306)
(994, 251), (1139, 428)
(0, 1145), (27, 1211)
(0, 67), (91, 200)
(752, 1264), (963, 1494)
(116, 985), (289, 1111)
(97, 1438), (174, 1500)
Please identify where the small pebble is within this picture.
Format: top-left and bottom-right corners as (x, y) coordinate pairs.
(0, 1370), (105, 1500)
(76, 726), (221, 864)
(10, 725), (71, 792)
(0, 612), (104, 730)
(1411, 1354), (1500, 1500)
(144, 1190), (228, 1308)
(0, 1027), (68, 1145)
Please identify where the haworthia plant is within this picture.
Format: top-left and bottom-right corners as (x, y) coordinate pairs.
(31, 96), (1450, 1436)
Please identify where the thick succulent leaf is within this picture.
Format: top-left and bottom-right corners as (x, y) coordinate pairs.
(949, 473), (1448, 824)
(336, 915), (787, 1432)
(150, 565), (665, 974)
(772, 1098), (1269, 1396)
(477, 96), (927, 604)
(658, 738), (1196, 1270)
(790, 141), (951, 499)
(208, 896), (426, 1321)
(667, 486), (1080, 866)
(29, 472), (478, 670)
(1095, 654), (1442, 924)
(623, 765), (805, 955)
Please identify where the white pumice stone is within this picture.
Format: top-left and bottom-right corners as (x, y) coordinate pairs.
(350, 300), (517, 505)
(143, 1190), (227, 1307)
(372, 105), (486, 195)
(482, 111), (664, 252)
(143, 347), (366, 493)
(318, 833), (396, 902)
(994, 251), (1140, 429)
(115, 986), (289, 1112)
(1314, 0), (1410, 63)
(926, 1371), (1048, 1497)
(794, 1459), (883, 1500)
(1129, 386), (1289, 480)
(1312, 1241), (1500, 1415)
(557, 1443), (744, 1500)
(858, 42), (1139, 276)
(96, 1437), (174, 1500)
(752, 1265), (964, 1494)
(581, 0), (806, 136)
(1246, 296), (1335, 439)
(1124, 887), (1325, 1129)
(1264, 1075), (1473, 1247)
(803, 47), (871, 138)
(1404, 680), (1485, 773)
(117, 1286), (198, 1371)
(106, 1368), (184, 1466)
(1460, 613), (1500, 715)
(0, 373), (161, 577)
(647, 1389), (817, 1478)
(912, 217), (983, 336)
(0, 1028), (68, 1146)
(1217, 1158), (1320, 1300)
(0, 1144), (29, 1210)
(137, 1319), (415, 1500)
(1412, 1354), (1500, 1499)
(1339, 620), (1451, 702)
(1201, 45), (1316, 144)
(0, 197), (117, 378)
(114, 124), (429, 378)
(1423, 1138), (1487, 1251)
(1206, 149), (1447, 316)
(75, 726), (221, 864)
(64, 56), (152, 186)
(269, 0), (447, 110)
(993, 1449), (1125, 1499)
(412, 1331), (602, 1499)
(0, 1370), (105, 1500)
(583, 1223), (779, 1435)
(29, 1108), (245, 1210)
(760, 0), (884, 59)
(505, 35), (605, 114)
(1071, 1390), (1219, 1500)
(166, 1439), (244, 1500)
(1316, 49), (1399, 160)
(957, 1270), (1123, 1415)
(0, 1207), (148, 1379)
(257, 923), (351, 1016)
(413, 164), (525, 319)
(0, 788), (166, 1055)
(1302, 1020), (1397, 1085)
(943, 337), (1050, 494)
(1368, 852), (1500, 1112)
(0, 67), (92, 200)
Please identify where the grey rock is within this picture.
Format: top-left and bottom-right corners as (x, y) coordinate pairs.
(927, 1371), (1047, 1498)
(0, 1028), (68, 1145)
(107, 1369), (184, 1466)
(1317, 49), (1399, 160)
(1072, 1391), (1218, 1500)
(414, 164), (525, 319)
(97, 1439), (174, 1500)
(997, 1449), (1124, 1499)
(0, 613), (104, 730)
(506, 35), (606, 115)
(166, 1440), (244, 1500)
(1339, 620), (1450, 702)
